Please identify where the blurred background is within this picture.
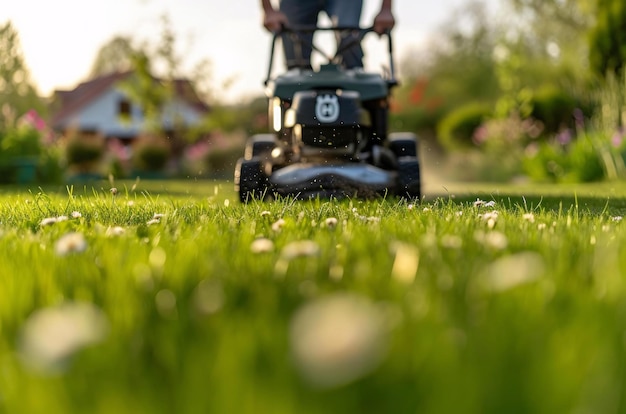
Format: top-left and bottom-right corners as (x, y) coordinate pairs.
(2, 0), (625, 186)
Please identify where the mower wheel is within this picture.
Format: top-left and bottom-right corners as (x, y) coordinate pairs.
(388, 132), (419, 158)
(245, 134), (277, 160)
(235, 158), (269, 203)
(397, 159), (422, 200)
(388, 132), (421, 200)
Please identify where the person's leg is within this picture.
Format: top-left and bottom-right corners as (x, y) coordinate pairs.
(279, 0), (322, 69)
(325, 0), (363, 68)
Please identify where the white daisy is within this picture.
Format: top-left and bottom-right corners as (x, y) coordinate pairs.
(106, 226), (126, 236)
(280, 240), (320, 260)
(250, 238), (275, 254)
(19, 302), (108, 373)
(40, 217), (57, 226)
(271, 218), (286, 232)
(290, 294), (388, 388)
(479, 211), (499, 229)
(54, 233), (87, 256)
(390, 242), (420, 284)
(482, 252), (545, 292)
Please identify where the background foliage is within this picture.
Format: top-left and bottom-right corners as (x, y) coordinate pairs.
(2, 0), (626, 183)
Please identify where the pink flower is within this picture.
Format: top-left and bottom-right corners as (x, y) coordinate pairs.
(472, 125), (489, 145)
(612, 128), (625, 148)
(19, 109), (47, 131)
(556, 129), (572, 146)
(107, 138), (130, 160)
(185, 141), (210, 161)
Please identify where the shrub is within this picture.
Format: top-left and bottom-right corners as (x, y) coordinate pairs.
(0, 126), (42, 158)
(568, 134), (606, 182)
(522, 133), (605, 183)
(465, 113), (544, 181)
(0, 126), (53, 184)
(437, 102), (492, 150)
(132, 134), (171, 172)
(36, 146), (65, 184)
(530, 86), (577, 135)
(204, 145), (245, 178)
(65, 131), (105, 173)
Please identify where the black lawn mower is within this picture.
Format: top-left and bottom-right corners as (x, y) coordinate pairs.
(234, 26), (421, 202)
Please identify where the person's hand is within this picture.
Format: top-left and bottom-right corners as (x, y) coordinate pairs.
(263, 9), (289, 33)
(373, 9), (395, 34)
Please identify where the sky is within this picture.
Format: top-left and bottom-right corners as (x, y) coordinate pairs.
(4, 0), (498, 103)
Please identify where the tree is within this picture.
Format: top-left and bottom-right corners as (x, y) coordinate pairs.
(118, 52), (170, 133)
(89, 13), (252, 150)
(0, 21), (45, 130)
(400, 1), (500, 102)
(486, 0), (594, 118)
(394, 2), (501, 136)
(89, 35), (138, 77)
(111, 15), (219, 170)
(589, 0), (626, 77)
(504, 0), (593, 78)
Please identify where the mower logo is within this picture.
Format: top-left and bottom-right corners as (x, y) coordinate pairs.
(315, 94), (340, 123)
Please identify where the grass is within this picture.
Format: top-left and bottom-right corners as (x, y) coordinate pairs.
(2, 178), (626, 413)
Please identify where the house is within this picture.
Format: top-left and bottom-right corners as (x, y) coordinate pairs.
(50, 71), (210, 143)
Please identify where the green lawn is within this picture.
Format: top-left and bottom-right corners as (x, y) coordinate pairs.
(1, 178), (626, 413)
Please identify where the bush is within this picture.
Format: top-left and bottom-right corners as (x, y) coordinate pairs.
(204, 145), (244, 178)
(132, 134), (171, 172)
(437, 102), (492, 150)
(36, 146), (65, 184)
(522, 134), (605, 183)
(568, 134), (606, 182)
(0, 126), (55, 184)
(65, 131), (105, 173)
(530, 86), (577, 134)
(0, 126), (42, 158)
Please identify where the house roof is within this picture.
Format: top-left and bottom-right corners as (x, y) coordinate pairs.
(171, 78), (211, 114)
(51, 70), (210, 129)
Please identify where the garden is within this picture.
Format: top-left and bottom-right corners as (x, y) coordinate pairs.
(3, 1), (626, 412)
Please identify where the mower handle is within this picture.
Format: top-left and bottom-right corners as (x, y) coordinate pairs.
(265, 26), (396, 86)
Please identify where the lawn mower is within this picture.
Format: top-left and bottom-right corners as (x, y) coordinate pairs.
(234, 25), (421, 202)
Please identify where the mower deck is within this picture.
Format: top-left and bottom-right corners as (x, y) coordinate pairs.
(269, 163), (396, 199)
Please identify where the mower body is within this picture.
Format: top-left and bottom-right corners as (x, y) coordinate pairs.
(234, 27), (421, 201)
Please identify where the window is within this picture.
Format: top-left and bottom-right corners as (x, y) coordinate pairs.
(118, 99), (132, 120)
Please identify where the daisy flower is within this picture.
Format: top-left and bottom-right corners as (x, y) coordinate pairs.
(55, 233), (87, 256)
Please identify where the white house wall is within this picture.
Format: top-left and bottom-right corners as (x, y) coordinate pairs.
(161, 99), (205, 129)
(61, 88), (144, 138)
(60, 85), (206, 138)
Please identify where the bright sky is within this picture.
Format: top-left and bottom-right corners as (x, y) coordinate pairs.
(4, 0), (497, 103)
